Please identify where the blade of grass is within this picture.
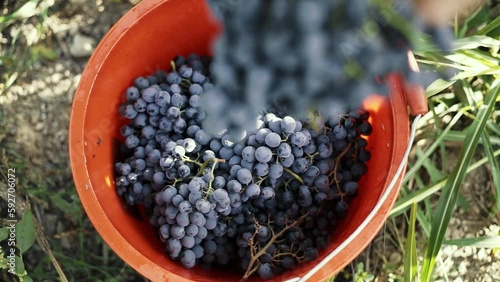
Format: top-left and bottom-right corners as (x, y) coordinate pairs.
(420, 83), (499, 282)
(421, 130), (500, 145)
(445, 53), (498, 69)
(422, 197), (432, 236)
(414, 175), (432, 234)
(463, 49), (500, 66)
(459, 79), (477, 107)
(428, 99), (447, 172)
(416, 58), (470, 71)
(451, 67), (500, 80)
(486, 122), (500, 137)
(481, 131), (500, 212)
(397, 178), (431, 237)
(404, 111), (463, 183)
(452, 35), (500, 50)
(444, 236), (500, 248)
(457, 4), (490, 38)
(404, 203), (418, 282)
(391, 148), (500, 217)
(416, 207), (431, 238)
(426, 79), (457, 96)
(416, 149), (443, 183)
(476, 16), (500, 36)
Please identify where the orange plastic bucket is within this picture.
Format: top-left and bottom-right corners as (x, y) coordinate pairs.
(69, 0), (411, 281)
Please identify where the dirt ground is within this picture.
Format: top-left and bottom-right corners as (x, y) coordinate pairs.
(0, 0), (498, 281)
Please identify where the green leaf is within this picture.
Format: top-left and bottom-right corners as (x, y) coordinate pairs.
(457, 4), (490, 38)
(20, 276), (34, 282)
(404, 203), (418, 282)
(444, 236), (500, 248)
(452, 67), (500, 80)
(476, 16), (500, 36)
(445, 53), (498, 70)
(420, 83), (499, 282)
(15, 210), (36, 254)
(0, 227), (8, 241)
(426, 79), (456, 97)
(452, 36), (500, 50)
(482, 131), (500, 212)
(15, 255), (25, 276)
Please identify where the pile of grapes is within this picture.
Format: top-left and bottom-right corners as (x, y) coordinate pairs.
(114, 55), (373, 280)
(202, 0), (418, 134)
(203, 0), (452, 135)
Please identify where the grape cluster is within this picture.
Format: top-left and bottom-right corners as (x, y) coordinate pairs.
(114, 55), (373, 280)
(114, 54), (213, 206)
(203, 0), (448, 134)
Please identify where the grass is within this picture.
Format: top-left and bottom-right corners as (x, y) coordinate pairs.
(377, 2), (500, 281)
(1, 0), (500, 282)
(0, 0), (58, 97)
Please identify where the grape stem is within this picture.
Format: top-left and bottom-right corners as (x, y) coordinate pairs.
(283, 168), (304, 185)
(170, 60), (176, 72)
(272, 251), (304, 262)
(182, 157), (204, 168)
(307, 152), (319, 159)
(329, 143), (352, 200)
(240, 212), (310, 281)
(255, 176), (268, 186)
(207, 158), (222, 192)
(199, 157), (226, 197)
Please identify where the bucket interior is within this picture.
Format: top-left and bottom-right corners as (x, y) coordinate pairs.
(69, 0), (409, 281)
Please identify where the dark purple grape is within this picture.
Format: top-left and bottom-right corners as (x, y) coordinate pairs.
(253, 162), (269, 177)
(134, 77), (149, 89)
(170, 225), (185, 239)
(277, 142), (292, 158)
(265, 132), (281, 148)
(292, 157), (309, 174)
(280, 116), (296, 133)
(258, 263), (274, 280)
(141, 87), (157, 103)
(357, 149), (371, 162)
(180, 249), (196, 268)
(227, 179), (242, 193)
(255, 146), (273, 163)
(125, 86), (140, 101)
(244, 184), (260, 199)
(237, 168), (252, 185)
(269, 163), (283, 179)
(291, 132), (307, 146)
(260, 186), (275, 200)
(196, 198), (211, 214)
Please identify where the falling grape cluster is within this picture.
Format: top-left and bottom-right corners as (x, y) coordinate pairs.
(114, 55), (373, 280)
(202, 0), (447, 134)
